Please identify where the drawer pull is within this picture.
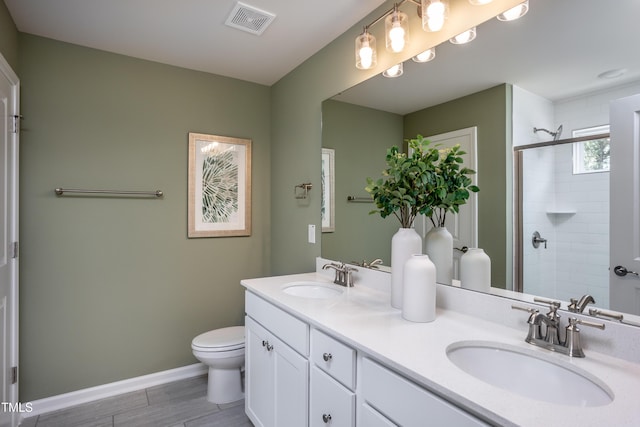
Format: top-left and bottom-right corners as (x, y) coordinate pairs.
(322, 352), (333, 362)
(262, 340), (274, 351)
(322, 413), (332, 423)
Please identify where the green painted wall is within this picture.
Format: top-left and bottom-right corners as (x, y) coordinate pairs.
(0, 0), (18, 69)
(18, 34), (271, 400)
(321, 100), (403, 264)
(403, 84), (511, 288)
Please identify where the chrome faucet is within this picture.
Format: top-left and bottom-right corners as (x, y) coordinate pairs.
(322, 262), (358, 287)
(513, 297), (605, 357)
(568, 294), (595, 313)
(352, 258), (383, 269)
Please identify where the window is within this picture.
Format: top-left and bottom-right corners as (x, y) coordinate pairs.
(572, 125), (610, 174)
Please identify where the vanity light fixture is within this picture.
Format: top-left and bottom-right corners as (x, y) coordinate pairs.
(412, 47), (436, 63)
(468, 0), (493, 5)
(355, 28), (377, 70)
(385, 4), (410, 53)
(449, 26), (476, 44)
(496, 0), (529, 21)
(355, 0), (446, 69)
(383, 63), (404, 78)
(422, 0), (449, 32)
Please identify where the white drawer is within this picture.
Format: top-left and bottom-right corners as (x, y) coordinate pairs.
(245, 291), (309, 356)
(310, 328), (356, 390)
(359, 404), (397, 427)
(362, 358), (488, 427)
(310, 366), (355, 427)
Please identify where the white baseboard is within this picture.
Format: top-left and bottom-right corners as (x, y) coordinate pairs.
(26, 363), (207, 418)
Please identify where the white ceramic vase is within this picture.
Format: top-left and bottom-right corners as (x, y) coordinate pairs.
(460, 248), (491, 292)
(391, 227), (422, 308)
(424, 226), (453, 285)
(402, 254), (436, 323)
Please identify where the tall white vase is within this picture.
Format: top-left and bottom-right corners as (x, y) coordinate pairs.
(460, 248), (491, 292)
(391, 228), (422, 308)
(424, 226), (453, 285)
(402, 254), (437, 323)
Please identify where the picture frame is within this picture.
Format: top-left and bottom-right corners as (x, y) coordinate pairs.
(188, 132), (252, 238)
(321, 148), (335, 232)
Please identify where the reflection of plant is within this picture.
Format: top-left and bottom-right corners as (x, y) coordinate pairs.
(365, 135), (479, 228)
(428, 144), (479, 228)
(202, 151), (238, 222)
(365, 135), (439, 228)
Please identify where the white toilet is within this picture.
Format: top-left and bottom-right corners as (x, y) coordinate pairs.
(191, 326), (245, 404)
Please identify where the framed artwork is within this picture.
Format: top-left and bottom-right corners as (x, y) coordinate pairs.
(321, 148), (335, 232)
(188, 132), (252, 237)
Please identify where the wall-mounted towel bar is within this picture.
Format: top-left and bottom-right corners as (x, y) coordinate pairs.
(347, 196), (373, 203)
(55, 188), (164, 197)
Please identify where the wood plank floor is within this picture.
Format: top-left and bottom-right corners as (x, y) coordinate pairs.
(21, 375), (253, 427)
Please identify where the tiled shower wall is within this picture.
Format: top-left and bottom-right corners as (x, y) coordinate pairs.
(517, 82), (640, 308)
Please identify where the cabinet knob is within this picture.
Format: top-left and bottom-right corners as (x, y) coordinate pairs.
(322, 352), (333, 362)
(322, 413), (332, 423)
(262, 340), (273, 351)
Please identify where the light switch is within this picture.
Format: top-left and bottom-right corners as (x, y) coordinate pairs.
(308, 224), (316, 244)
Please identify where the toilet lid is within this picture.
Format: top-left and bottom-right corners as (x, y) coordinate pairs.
(192, 326), (245, 351)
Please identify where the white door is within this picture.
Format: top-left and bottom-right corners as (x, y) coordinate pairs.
(610, 94), (640, 315)
(0, 55), (19, 427)
(415, 127), (478, 278)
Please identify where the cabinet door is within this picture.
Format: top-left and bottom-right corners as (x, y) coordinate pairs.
(245, 317), (274, 427)
(310, 367), (355, 427)
(273, 333), (309, 427)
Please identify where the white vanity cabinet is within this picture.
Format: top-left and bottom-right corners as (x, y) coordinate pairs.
(245, 292), (309, 427)
(360, 358), (489, 427)
(309, 329), (356, 427)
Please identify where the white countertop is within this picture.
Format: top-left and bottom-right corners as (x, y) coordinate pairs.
(242, 272), (640, 427)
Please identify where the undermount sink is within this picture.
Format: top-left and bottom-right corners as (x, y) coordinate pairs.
(446, 341), (613, 407)
(282, 281), (344, 299)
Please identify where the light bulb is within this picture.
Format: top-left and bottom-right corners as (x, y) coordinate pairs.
(423, 1), (448, 32)
(359, 46), (373, 69)
(427, 16), (445, 32)
(385, 9), (409, 53)
(383, 63), (403, 78)
(389, 24), (406, 52)
(355, 30), (376, 69)
(412, 48), (436, 63)
(450, 27), (476, 44)
(427, 1), (445, 17)
(497, 1), (529, 21)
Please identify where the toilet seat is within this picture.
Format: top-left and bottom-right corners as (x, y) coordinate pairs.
(192, 326), (245, 352)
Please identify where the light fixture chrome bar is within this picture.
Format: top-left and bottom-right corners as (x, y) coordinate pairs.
(55, 188), (164, 197)
(364, 0), (421, 30)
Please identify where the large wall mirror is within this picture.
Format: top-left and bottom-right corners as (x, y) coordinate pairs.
(321, 0), (640, 319)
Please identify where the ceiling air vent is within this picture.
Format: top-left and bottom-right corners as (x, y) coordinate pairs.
(225, 2), (276, 36)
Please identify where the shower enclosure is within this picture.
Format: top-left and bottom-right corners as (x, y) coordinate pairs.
(514, 128), (611, 307)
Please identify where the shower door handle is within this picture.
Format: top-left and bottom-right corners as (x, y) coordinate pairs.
(613, 266), (639, 277)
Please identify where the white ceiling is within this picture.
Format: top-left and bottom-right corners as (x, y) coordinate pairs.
(4, 0), (639, 112)
(4, 0), (387, 86)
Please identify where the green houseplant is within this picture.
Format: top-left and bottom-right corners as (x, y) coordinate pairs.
(365, 135), (440, 228)
(365, 134), (479, 228)
(427, 143), (480, 227)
